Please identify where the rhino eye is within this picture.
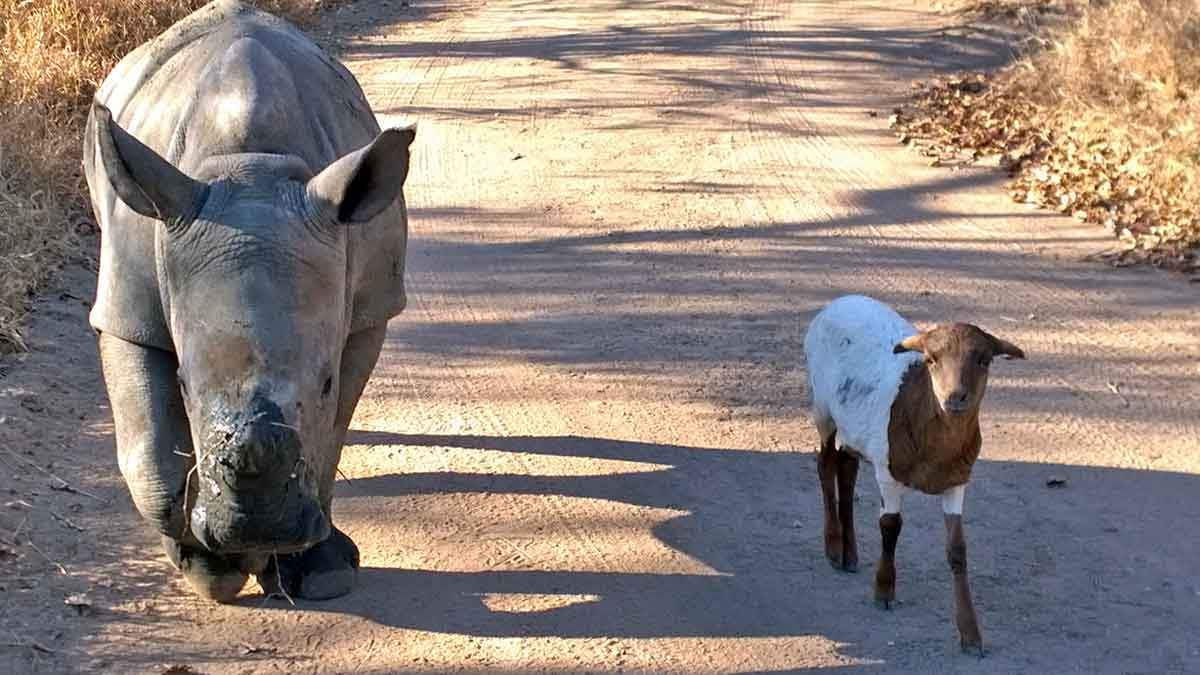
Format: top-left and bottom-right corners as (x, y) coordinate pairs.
(322, 376), (333, 398)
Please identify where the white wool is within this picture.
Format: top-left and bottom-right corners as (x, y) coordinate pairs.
(803, 295), (922, 466)
(941, 484), (966, 515)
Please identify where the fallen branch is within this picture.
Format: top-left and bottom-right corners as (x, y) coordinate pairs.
(49, 510), (84, 533)
(3, 631), (55, 654)
(262, 551), (296, 607)
(10, 513), (29, 545)
(0, 640), (55, 654)
(24, 536), (68, 576)
(1, 448), (107, 504)
(47, 477), (106, 504)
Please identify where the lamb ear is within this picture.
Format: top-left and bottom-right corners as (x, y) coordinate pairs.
(306, 126), (416, 224)
(990, 335), (1026, 360)
(91, 102), (206, 222)
(893, 333), (926, 355)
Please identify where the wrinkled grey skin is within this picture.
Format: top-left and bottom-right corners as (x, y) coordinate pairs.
(83, 0), (413, 602)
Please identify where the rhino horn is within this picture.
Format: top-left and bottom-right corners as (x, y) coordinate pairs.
(91, 102), (207, 224)
(306, 126), (416, 224)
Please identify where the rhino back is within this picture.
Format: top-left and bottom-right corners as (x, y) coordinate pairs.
(93, 0), (376, 161)
(86, 0), (399, 351)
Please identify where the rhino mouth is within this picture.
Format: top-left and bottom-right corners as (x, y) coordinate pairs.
(186, 396), (329, 554)
(189, 487), (328, 554)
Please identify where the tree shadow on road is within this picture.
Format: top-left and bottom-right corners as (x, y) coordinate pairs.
(290, 431), (1200, 671)
(347, 0), (1026, 136)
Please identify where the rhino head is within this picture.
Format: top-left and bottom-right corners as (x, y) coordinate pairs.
(93, 103), (413, 555)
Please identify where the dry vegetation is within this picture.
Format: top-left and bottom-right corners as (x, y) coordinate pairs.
(0, 0), (345, 352)
(897, 0), (1200, 273)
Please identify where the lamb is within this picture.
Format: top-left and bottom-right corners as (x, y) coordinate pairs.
(802, 295), (1025, 655)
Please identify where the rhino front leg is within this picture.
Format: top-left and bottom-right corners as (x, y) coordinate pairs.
(258, 325), (386, 601)
(161, 536), (256, 603)
(99, 333), (194, 539)
(101, 334), (255, 601)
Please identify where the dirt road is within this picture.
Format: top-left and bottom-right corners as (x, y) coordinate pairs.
(2, 0), (1199, 672)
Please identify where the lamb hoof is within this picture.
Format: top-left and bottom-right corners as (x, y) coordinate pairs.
(873, 587), (895, 610)
(960, 641), (985, 658)
(825, 550), (844, 570)
(841, 558), (859, 573)
(259, 527), (360, 601)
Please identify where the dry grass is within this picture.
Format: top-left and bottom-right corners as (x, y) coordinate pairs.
(0, 0), (346, 353)
(897, 0), (1200, 272)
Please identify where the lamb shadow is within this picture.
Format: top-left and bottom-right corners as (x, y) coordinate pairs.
(284, 432), (1200, 671)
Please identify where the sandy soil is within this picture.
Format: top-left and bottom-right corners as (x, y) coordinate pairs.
(2, 0), (1199, 673)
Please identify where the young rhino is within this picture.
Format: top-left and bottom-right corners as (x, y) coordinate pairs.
(84, 1), (413, 602)
(802, 295), (1025, 655)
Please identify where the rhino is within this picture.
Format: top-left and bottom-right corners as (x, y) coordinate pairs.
(83, 0), (414, 602)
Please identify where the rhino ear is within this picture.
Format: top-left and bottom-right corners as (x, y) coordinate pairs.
(91, 102), (205, 223)
(306, 126), (415, 224)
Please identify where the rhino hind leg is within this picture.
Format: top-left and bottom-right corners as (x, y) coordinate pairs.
(258, 526), (360, 601)
(161, 536), (248, 603)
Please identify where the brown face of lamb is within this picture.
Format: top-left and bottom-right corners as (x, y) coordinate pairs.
(893, 324), (1025, 417)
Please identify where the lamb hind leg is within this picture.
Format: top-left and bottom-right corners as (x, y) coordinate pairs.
(836, 451), (859, 572)
(816, 427), (843, 570)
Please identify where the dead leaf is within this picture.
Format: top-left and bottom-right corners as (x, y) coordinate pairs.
(240, 643), (277, 656)
(890, 63), (1200, 270)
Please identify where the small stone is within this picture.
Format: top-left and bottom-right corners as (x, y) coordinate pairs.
(65, 593), (92, 615)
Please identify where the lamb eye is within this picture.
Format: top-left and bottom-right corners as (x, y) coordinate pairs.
(925, 355), (938, 366)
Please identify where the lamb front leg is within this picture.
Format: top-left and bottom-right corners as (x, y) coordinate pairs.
(943, 484), (983, 656)
(874, 470), (905, 609)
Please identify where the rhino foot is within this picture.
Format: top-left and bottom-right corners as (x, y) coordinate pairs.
(258, 526), (360, 601)
(161, 535), (248, 603)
